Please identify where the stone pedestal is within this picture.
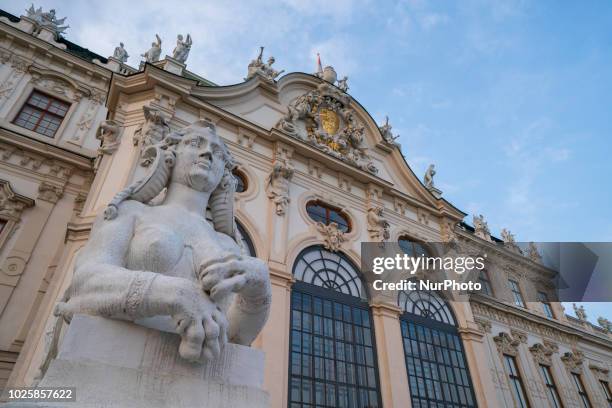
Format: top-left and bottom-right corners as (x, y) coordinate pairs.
(7, 315), (269, 407)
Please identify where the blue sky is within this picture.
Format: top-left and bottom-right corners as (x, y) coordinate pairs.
(5, 0), (610, 321)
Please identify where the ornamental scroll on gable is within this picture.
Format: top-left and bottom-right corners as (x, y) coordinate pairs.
(276, 82), (378, 174)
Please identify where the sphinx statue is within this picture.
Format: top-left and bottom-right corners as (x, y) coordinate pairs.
(55, 120), (271, 363)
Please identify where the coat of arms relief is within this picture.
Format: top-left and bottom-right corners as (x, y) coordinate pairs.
(276, 82), (378, 174)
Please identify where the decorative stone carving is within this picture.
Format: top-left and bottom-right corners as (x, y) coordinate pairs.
(25, 5), (69, 36)
(265, 158), (294, 216)
(134, 106), (171, 147)
(55, 120), (272, 363)
(527, 241), (542, 263)
(561, 350), (584, 374)
(474, 317), (492, 333)
(246, 47), (284, 82)
(1, 256), (27, 277)
(172, 34), (192, 64)
(337, 76), (349, 92)
(510, 329), (527, 344)
(529, 342), (556, 366)
(113, 43), (129, 63)
(597, 316), (611, 333)
(316, 222), (346, 252)
(367, 206), (390, 242)
(276, 81), (378, 174)
(424, 164), (436, 189)
(440, 220), (458, 244)
(473, 214), (491, 241)
(493, 332), (520, 356)
(0, 180), (34, 220)
(501, 228), (522, 254)
(142, 34), (162, 63)
(38, 182), (64, 203)
(96, 120), (122, 154)
(378, 116), (400, 146)
(573, 303), (587, 321)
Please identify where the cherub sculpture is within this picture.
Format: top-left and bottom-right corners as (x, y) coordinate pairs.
(56, 121), (271, 362)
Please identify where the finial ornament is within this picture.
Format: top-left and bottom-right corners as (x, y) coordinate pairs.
(246, 46), (284, 82)
(142, 34), (162, 63)
(314, 56), (350, 93)
(25, 4), (69, 36)
(501, 228), (522, 253)
(172, 34), (192, 64)
(113, 42), (129, 63)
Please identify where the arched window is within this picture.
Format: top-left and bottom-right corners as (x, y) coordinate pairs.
(236, 221), (256, 257)
(398, 290), (477, 408)
(233, 168), (248, 193)
(289, 246), (381, 408)
(306, 200), (351, 233)
(398, 236), (430, 257)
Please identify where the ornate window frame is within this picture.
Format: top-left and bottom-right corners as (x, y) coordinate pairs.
(0, 179), (34, 251)
(493, 331), (534, 408)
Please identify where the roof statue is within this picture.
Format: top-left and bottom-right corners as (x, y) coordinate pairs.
(276, 80), (378, 174)
(501, 228), (522, 253)
(172, 33), (192, 64)
(573, 303), (587, 322)
(473, 214), (491, 241)
(424, 164), (436, 189)
(379, 115), (400, 146)
(337, 76), (349, 92)
(597, 317), (611, 333)
(246, 46), (285, 82)
(25, 4), (69, 36)
(112, 42), (129, 63)
(527, 241), (542, 263)
(142, 34), (162, 63)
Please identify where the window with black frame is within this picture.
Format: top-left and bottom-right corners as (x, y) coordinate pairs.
(289, 246), (381, 408)
(599, 380), (612, 407)
(398, 289), (477, 408)
(504, 354), (530, 408)
(539, 364), (563, 408)
(571, 373), (592, 408)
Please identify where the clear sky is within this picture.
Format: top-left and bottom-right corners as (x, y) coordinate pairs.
(4, 1), (611, 322)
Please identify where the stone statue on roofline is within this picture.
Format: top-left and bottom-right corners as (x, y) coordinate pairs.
(53, 120), (272, 363)
(25, 4), (69, 36)
(246, 47), (285, 82)
(527, 241), (542, 263)
(379, 115), (400, 146)
(424, 164), (436, 189)
(573, 303), (587, 322)
(473, 214), (491, 241)
(172, 33), (192, 64)
(142, 34), (162, 63)
(113, 42), (129, 63)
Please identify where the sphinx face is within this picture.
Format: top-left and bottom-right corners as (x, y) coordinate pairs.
(172, 130), (226, 193)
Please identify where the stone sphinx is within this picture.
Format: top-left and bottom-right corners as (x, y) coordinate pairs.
(56, 120), (271, 362)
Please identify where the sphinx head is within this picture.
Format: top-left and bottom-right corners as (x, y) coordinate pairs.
(166, 121), (234, 194)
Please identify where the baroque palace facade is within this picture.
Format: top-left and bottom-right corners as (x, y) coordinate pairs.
(0, 5), (611, 408)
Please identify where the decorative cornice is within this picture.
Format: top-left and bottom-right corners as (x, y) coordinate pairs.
(474, 317), (492, 333)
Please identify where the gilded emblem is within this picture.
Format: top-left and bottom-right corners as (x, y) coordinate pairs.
(319, 108), (339, 135)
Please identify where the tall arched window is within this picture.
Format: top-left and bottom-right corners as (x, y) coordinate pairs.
(289, 246), (381, 408)
(399, 289), (477, 408)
